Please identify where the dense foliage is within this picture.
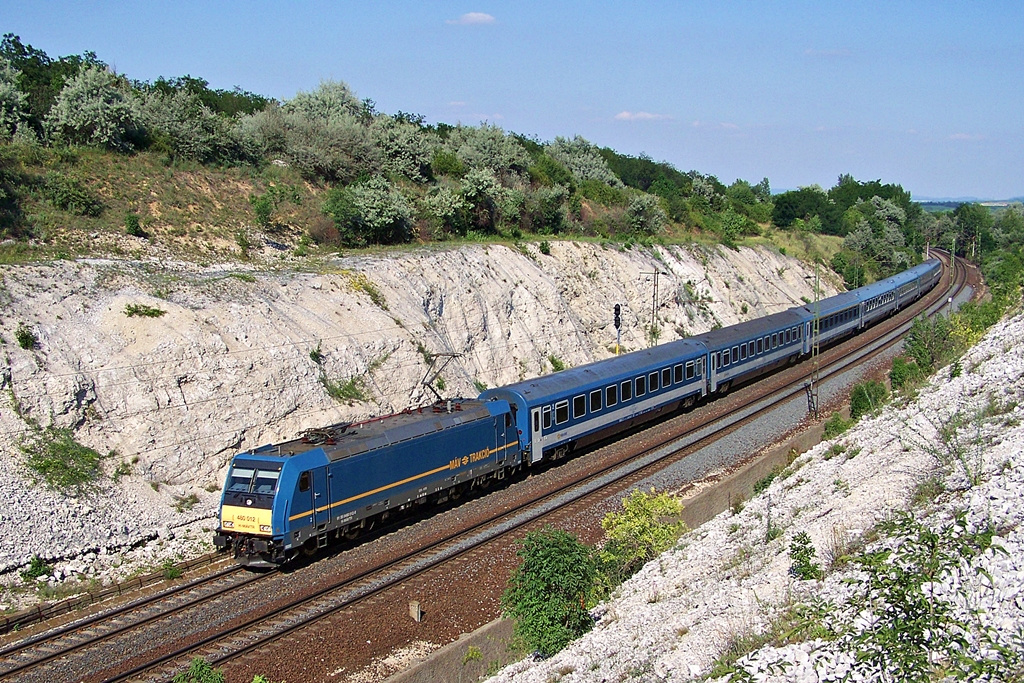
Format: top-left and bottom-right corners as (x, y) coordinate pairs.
(500, 527), (598, 657)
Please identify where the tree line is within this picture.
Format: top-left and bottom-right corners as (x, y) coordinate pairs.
(2, 31), (1021, 301)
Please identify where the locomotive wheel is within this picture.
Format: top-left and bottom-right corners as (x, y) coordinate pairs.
(302, 539), (318, 556)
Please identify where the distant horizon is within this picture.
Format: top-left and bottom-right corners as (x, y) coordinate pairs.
(3, 2), (1022, 199)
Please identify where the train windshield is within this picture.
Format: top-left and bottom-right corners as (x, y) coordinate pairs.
(226, 463), (281, 494)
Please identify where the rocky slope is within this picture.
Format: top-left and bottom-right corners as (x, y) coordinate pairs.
(0, 241), (831, 601)
(489, 307), (1024, 681)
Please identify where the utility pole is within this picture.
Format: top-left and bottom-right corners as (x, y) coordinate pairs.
(805, 261), (820, 418)
(640, 270), (668, 347)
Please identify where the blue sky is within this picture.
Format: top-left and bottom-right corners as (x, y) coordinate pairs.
(4, 1), (1022, 199)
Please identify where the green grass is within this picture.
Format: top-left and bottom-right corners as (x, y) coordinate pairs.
(124, 303), (167, 318)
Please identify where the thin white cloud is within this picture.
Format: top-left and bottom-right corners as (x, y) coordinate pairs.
(615, 111), (671, 121)
(447, 12), (496, 25)
(950, 132), (984, 141)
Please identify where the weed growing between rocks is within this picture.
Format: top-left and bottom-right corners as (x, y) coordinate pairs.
(724, 512), (1022, 682)
(19, 427), (103, 494)
(123, 303), (166, 318)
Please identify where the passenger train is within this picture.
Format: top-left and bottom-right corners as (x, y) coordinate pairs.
(214, 258), (941, 567)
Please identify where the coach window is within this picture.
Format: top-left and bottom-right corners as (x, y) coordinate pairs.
(542, 406), (552, 430)
(772, 333), (778, 349)
(635, 375), (647, 396)
(299, 471), (310, 492)
(685, 360), (695, 380)
(650, 372), (659, 392)
(723, 349), (731, 366)
(573, 395), (586, 419)
(785, 329), (791, 344)
(555, 400), (569, 425)
(590, 389), (602, 412)
(756, 338), (763, 355)
(621, 380), (633, 402)
(662, 368), (671, 388)
(740, 344), (747, 361)
(749, 341), (756, 356)
(606, 384), (618, 407)
(674, 364), (684, 384)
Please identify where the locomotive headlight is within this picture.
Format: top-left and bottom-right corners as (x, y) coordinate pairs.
(260, 524), (272, 533)
(223, 520), (234, 528)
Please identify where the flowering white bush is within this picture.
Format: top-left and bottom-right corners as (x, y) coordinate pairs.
(546, 135), (622, 187)
(0, 58), (27, 139)
(44, 66), (138, 151)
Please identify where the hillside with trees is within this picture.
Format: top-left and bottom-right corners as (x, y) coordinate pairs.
(1, 32), (1022, 307)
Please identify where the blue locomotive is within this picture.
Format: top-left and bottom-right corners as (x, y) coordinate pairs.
(215, 258), (941, 567)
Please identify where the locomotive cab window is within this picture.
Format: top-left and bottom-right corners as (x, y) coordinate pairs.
(299, 471), (310, 492)
(226, 466), (256, 493)
(590, 389), (602, 412)
(635, 375), (646, 396)
(621, 380), (633, 402)
(253, 469), (280, 495)
(573, 395), (586, 419)
(606, 384), (618, 407)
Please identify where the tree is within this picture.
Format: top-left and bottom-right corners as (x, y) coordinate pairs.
(545, 135), (621, 187)
(1, 33), (106, 136)
(0, 58), (27, 139)
(500, 527), (597, 657)
(446, 123), (531, 180)
(136, 88), (246, 164)
(44, 65), (138, 151)
(322, 176), (412, 247)
(626, 193), (667, 235)
(371, 114), (436, 182)
(952, 202), (992, 260)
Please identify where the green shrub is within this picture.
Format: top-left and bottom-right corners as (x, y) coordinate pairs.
(539, 240), (551, 255)
(598, 489), (687, 590)
(889, 355), (920, 392)
(823, 412), (852, 439)
(124, 212), (146, 237)
(788, 531), (823, 580)
(124, 303), (166, 318)
(15, 322), (37, 349)
(850, 380), (888, 421)
(162, 558), (183, 580)
(548, 355), (566, 372)
(172, 657), (224, 683)
(500, 527), (597, 657)
(321, 374), (366, 402)
(20, 427), (102, 493)
(20, 555), (53, 582)
(249, 192), (274, 228)
(41, 172), (103, 216)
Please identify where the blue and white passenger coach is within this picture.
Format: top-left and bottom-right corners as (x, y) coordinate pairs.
(480, 341), (707, 465)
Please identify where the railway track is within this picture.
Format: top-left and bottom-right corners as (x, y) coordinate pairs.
(0, 254), (969, 682)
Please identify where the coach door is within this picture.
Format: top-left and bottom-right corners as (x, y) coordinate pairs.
(530, 407), (543, 464)
(312, 469), (330, 527)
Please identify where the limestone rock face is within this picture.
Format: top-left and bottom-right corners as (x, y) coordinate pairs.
(0, 243), (831, 574)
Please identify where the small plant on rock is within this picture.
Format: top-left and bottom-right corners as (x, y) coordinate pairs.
(788, 531), (823, 580)
(15, 323), (37, 350)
